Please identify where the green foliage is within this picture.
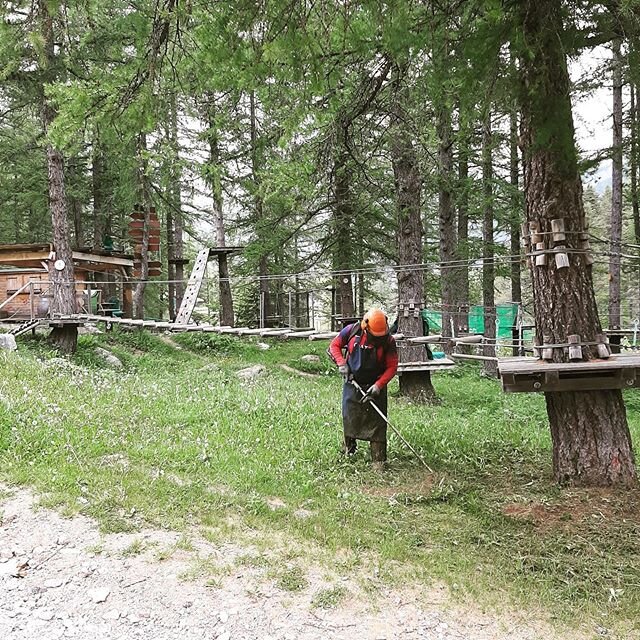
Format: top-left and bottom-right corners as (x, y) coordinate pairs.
(172, 332), (246, 356)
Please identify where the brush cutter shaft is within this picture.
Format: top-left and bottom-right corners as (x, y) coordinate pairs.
(349, 380), (433, 472)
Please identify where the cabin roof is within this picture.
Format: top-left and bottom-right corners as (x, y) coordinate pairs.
(0, 244), (134, 270)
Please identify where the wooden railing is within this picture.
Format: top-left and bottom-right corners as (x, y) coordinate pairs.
(0, 281), (34, 319)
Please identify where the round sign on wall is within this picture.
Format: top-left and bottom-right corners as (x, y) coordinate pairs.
(54, 259), (66, 271)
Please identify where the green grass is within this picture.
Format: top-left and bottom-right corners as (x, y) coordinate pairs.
(312, 585), (348, 609)
(1, 333), (640, 638)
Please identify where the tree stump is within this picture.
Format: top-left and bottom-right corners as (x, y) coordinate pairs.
(399, 368), (438, 404)
(398, 342), (438, 404)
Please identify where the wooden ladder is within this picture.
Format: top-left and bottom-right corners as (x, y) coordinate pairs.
(175, 248), (210, 324)
(10, 318), (40, 337)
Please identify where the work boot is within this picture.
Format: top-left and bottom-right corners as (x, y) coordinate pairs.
(342, 437), (357, 456)
(370, 440), (387, 472)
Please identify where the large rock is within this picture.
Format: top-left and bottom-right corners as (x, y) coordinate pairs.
(94, 347), (123, 368)
(236, 364), (265, 381)
(0, 334), (17, 352)
(78, 325), (103, 335)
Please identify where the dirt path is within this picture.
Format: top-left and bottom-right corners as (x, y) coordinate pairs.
(0, 485), (582, 640)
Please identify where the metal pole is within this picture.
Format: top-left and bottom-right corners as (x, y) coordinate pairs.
(349, 379), (433, 472)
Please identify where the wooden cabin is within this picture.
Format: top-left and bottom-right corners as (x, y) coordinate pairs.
(0, 243), (134, 321)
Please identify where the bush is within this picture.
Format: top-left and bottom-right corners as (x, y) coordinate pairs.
(172, 332), (244, 355)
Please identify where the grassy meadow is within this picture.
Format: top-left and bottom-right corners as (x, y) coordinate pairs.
(1, 328), (639, 637)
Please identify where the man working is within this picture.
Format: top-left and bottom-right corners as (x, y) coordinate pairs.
(328, 308), (398, 470)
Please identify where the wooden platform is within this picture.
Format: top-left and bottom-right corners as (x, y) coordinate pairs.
(498, 355), (640, 393)
(397, 359), (455, 374)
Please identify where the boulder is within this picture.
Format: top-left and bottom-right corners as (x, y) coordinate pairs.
(236, 364), (265, 380)
(94, 347), (123, 368)
(78, 325), (103, 335)
(0, 334), (17, 352)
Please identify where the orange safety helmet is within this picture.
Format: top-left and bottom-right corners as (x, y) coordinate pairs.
(361, 308), (389, 337)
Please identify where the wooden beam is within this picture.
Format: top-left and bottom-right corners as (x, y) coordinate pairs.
(0, 250), (52, 265)
(71, 251), (134, 268)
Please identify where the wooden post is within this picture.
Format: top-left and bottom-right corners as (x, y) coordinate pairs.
(529, 220), (542, 243)
(555, 247), (570, 269)
(122, 284), (133, 318)
(29, 281), (34, 321)
(535, 242), (547, 266)
(551, 218), (566, 243)
(288, 291), (293, 328)
(568, 334), (582, 361)
(596, 333), (611, 359)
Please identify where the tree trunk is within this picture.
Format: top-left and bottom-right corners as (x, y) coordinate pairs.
(207, 99), (235, 327)
(333, 120), (355, 326)
(173, 202), (185, 314)
(510, 107), (522, 356)
(132, 136), (150, 319)
(165, 97), (176, 320)
(40, 0), (77, 354)
(609, 38), (623, 331)
(631, 84), (640, 316)
(166, 202), (175, 320)
(92, 133), (107, 250)
(437, 99), (457, 349)
(132, 204), (150, 319)
(482, 112), (497, 377)
(71, 194), (82, 249)
(391, 63), (436, 403)
(249, 90), (270, 327)
(456, 125), (470, 334)
(518, 0), (635, 486)
(510, 108), (522, 306)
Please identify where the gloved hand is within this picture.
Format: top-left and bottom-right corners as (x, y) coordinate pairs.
(360, 383), (381, 403)
(338, 364), (349, 379)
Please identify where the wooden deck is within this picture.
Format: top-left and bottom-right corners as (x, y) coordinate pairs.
(498, 355), (640, 393)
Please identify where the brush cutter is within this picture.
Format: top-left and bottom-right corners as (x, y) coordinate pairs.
(349, 379), (433, 472)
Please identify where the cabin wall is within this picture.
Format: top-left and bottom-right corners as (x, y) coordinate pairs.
(0, 270), (89, 319)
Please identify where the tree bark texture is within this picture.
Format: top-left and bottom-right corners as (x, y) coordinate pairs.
(40, 0), (77, 353)
(132, 135), (150, 319)
(166, 203), (176, 320)
(482, 113), (497, 377)
(207, 101), (235, 327)
(250, 90), (270, 327)
(92, 135), (107, 250)
(390, 64), (436, 403)
(518, 0), (636, 486)
(456, 134), (470, 334)
(631, 84), (640, 315)
(132, 205), (150, 319)
(437, 100), (457, 347)
(510, 108), (522, 306)
(609, 38), (623, 330)
(169, 92), (186, 317)
(333, 121), (355, 325)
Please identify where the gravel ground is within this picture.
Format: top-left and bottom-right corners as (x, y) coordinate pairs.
(0, 486), (583, 640)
